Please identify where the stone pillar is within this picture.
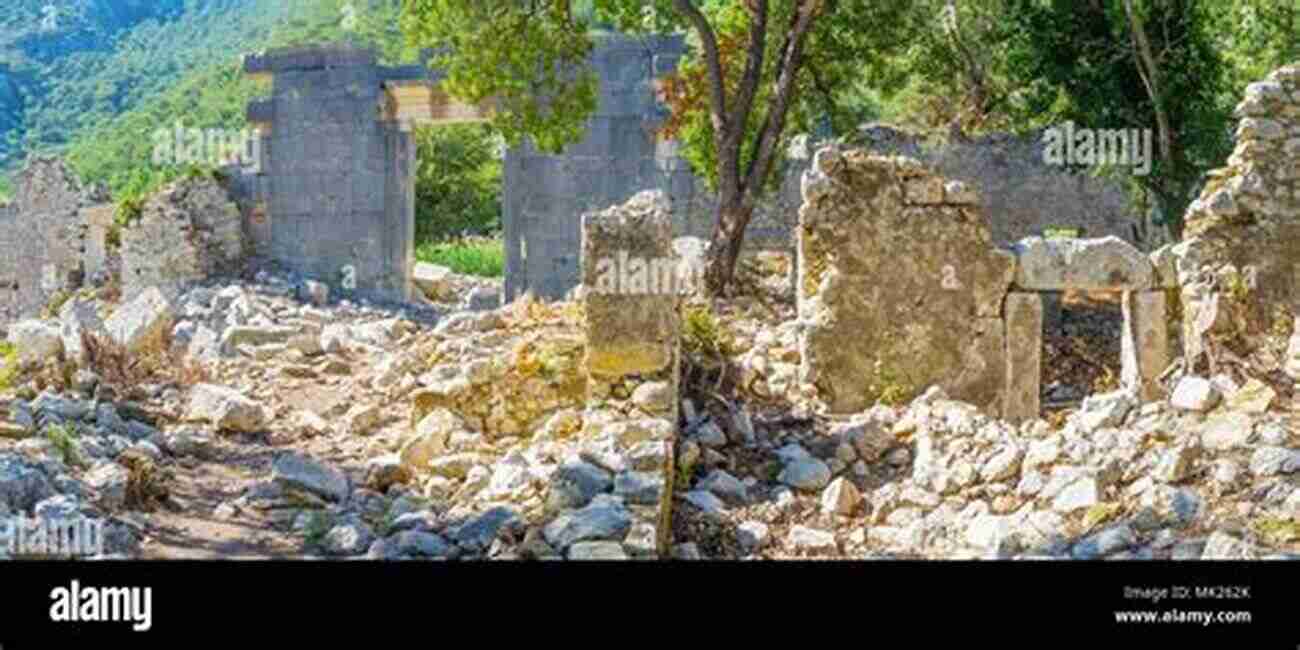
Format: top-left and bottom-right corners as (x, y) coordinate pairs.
(1121, 290), (1171, 401)
(582, 190), (680, 559)
(1003, 292), (1043, 422)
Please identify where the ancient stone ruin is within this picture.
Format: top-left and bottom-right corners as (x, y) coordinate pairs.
(795, 146), (1174, 421)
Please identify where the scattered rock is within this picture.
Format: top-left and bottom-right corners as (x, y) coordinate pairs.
(1169, 377), (1221, 413)
(188, 384), (267, 433)
(272, 452), (350, 502)
(778, 457), (832, 492)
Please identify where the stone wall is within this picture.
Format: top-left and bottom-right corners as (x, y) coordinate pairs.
(0, 157), (109, 323)
(120, 175), (245, 302)
(1169, 62), (1300, 376)
(796, 146), (1173, 421)
(235, 45), (431, 304)
(796, 147), (1014, 416)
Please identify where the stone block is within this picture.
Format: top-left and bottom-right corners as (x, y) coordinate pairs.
(1003, 293), (1043, 422)
(1121, 291), (1171, 402)
(1012, 236), (1154, 291)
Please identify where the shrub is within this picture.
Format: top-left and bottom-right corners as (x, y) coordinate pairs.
(81, 330), (208, 398)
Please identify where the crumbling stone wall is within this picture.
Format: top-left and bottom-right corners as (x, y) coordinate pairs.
(0, 157), (109, 323)
(797, 147), (1173, 421)
(1168, 63), (1300, 378)
(797, 147), (1015, 416)
(120, 175), (245, 302)
(236, 45), (433, 304)
(580, 190), (679, 557)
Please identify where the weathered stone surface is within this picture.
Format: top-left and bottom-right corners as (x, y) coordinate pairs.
(188, 384), (267, 433)
(1286, 331), (1300, 381)
(1170, 377), (1221, 413)
(787, 525), (837, 553)
(1201, 531), (1259, 560)
(542, 500), (633, 549)
(1004, 293), (1042, 421)
(568, 541), (629, 560)
(400, 408), (465, 474)
(0, 453), (56, 512)
(1120, 291), (1170, 401)
(6, 320), (63, 366)
(1074, 390), (1135, 433)
(104, 287), (174, 354)
(798, 148), (1015, 414)
(820, 477), (861, 516)
(778, 456), (832, 492)
(1012, 236), (1154, 291)
(84, 461), (128, 510)
(1199, 412), (1254, 451)
(272, 452), (349, 502)
(412, 263), (454, 301)
(121, 176), (243, 301)
(1224, 379), (1276, 414)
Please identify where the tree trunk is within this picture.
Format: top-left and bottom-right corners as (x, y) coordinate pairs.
(703, 198), (756, 296)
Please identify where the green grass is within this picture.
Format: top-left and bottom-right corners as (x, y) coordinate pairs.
(415, 237), (505, 278)
(45, 423), (84, 468)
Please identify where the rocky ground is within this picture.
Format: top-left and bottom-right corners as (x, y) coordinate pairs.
(1, 255), (1297, 561)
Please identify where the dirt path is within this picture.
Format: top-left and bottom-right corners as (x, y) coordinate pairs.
(136, 442), (301, 560)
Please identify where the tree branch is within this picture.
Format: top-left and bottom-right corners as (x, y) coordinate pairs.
(743, 0), (821, 194)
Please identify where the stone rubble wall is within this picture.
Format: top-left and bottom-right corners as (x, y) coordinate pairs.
(1168, 62), (1300, 380)
(0, 157), (110, 324)
(121, 176), (245, 302)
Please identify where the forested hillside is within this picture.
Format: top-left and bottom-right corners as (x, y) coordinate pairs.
(0, 0), (417, 201)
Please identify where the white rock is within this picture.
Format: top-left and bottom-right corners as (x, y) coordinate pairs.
(412, 263), (455, 301)
(188, 384), (267, 433)
(820, 477), (861, 516)
(104, 287), (174, 353)
(1169, 377), (1221, 412)
(6, 320), (63, 366)
(787, 526), (837, 553)
(1052, 477), (1100, 514)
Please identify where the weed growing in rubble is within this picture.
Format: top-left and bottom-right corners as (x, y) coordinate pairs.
(681, 306), (729, 361)
(45, 423), (84, 468)
(0, 342), (19, 391)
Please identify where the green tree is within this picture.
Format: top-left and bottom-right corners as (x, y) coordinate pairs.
(401, 0), (918, 294)
(413, 124), (503, 241)
(1001, 0), (1235, 242)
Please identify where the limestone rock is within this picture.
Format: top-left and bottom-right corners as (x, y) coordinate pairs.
(820, 477), (861, 516)
(1169, 377), (1220, 413)
(1224, 379), (1276, 414)
(1012, 236), (1154, 291)
(272, 452), (349, 502)
(412, 263), (455, 301)
(84, 461), (128, 510)
(6, 320), (63, 366)
(188, 384), (267, 433)
(104, 287), (174, 354)
(0, 453), (56, 512)
(787, 525), (837, 553)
